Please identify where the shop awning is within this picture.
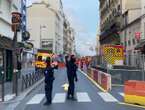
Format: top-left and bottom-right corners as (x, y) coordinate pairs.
(135, 39), (145, 50)
(0, 36), (13, 50)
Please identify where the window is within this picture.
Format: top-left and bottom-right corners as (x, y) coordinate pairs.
(118, 5), (121, 11)
(41, 40), (53, 51)
(132, 39), (135, 45)
(125, 41), (127, 47)
(0, 51), (3, 67)
(128, 40), (131, 46)
(144, 23), (145, 38)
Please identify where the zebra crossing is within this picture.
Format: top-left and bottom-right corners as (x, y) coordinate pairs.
(26, 92), (124, 105)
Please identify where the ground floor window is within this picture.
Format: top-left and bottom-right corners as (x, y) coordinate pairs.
(0, 50), (3, 67)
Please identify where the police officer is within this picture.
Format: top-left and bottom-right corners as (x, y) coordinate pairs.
(44, 57), (55, 105)
(67, 55), (78, 100)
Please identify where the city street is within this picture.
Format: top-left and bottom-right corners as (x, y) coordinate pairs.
(14, 68), (144, 110)
(1, 0), (145, 110)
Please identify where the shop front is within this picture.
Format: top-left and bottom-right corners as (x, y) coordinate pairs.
(0, 36), (21, 81)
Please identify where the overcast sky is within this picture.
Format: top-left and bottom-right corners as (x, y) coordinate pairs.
(28, 0), (99, 56)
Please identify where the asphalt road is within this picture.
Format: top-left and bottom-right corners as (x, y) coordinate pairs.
(15, 68), (144, 110)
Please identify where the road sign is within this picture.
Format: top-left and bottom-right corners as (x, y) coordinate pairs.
(102, 45), (124, 65)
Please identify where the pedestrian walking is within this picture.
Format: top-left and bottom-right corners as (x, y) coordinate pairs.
(67, 55), (78, 100)
(43, 57), (57, 105)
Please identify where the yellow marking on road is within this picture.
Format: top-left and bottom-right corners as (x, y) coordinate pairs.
(118, 102), (145, 109)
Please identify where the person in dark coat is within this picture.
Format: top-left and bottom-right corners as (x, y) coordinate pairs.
(67, 55), (78, 100)
(44, 57), (55, 105)
(65, 55), (69, 75)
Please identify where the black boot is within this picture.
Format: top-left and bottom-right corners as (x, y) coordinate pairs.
(43, 101), (51, 105)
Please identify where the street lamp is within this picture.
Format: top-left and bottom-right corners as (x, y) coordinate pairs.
(40, 25), (46, 49)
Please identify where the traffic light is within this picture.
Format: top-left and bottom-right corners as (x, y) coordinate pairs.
(11, 12), (22, 32)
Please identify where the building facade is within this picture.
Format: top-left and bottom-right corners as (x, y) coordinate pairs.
(99, 0), (121, 45)
(27, 0), (64, 54)
(63, 18), (76, 55)
(120, 0), (142, 66)
(0, 0), (21, 81)
(141, 0), (145, 40)
(99, 0), (145, 66)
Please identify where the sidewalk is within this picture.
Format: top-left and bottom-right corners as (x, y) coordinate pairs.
(0, 67), (35, 102)
(0, 77), (44, 110)
(0, 78), (22, 102)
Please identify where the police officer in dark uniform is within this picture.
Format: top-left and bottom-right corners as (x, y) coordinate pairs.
(67, 55), (78, 100)
(44, 57), (56, 105)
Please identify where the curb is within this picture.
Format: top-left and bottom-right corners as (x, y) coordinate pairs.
(3, 77), (44, 104)
(118, 102), (145, 109)
(2, 77), (44, 110)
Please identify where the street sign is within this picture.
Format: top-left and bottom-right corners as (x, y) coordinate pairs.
(102, 45), (124, 65)
(135, 32), (141, 41)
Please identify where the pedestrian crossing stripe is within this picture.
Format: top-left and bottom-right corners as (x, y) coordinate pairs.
(26, 92), (92, 105)
(77, 92), (91, 102)
(26, 92), (124, 105)
(52, 93), (66, 103)
(98, 92), (118, 102)
(27, 94), (45, 104)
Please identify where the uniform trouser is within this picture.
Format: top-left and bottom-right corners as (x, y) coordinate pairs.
(67, 77), (75, 97)
(45, 81), (53, 103)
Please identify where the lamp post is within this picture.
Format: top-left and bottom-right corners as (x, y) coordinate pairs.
(11, 12), (21, 96)
(40, 25), (46, 49)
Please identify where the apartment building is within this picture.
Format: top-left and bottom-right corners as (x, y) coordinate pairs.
(27, 0), (64, 54)
(63, 18), (76, 55)
(99, 0), (121, 45)
(0, 0), (21, 81)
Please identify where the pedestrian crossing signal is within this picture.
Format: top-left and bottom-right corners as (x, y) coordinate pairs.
(11, 12), (21, 32)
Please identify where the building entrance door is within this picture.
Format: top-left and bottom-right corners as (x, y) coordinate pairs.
(6, 50), (13, 81)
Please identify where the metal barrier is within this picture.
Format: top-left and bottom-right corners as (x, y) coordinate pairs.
(21, 70), (44, 92)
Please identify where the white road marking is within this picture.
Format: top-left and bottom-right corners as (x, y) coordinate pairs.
(52, 93), (66, 103)
(27, 94), (45, 104)
(0, 94), (15, 102)
(76, 92), (91, 102)
(98, 92), (118, 102)
(5, 94), (16, 101)
(119, 92), (124, 97)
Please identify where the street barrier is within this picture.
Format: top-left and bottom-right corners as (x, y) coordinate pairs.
(124, 80), (145, 106)
(101, 72), (111, 91)
(90, 68), (95, 79)
(93, 69), (99, 83)
(21, 70), (43, 92)
(81, 64), (111, 91)
(98, 71), (102, 85)
(87, 68), (92, 78)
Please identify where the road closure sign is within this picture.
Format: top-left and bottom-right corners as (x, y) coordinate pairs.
(102, 45), (124, 65)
